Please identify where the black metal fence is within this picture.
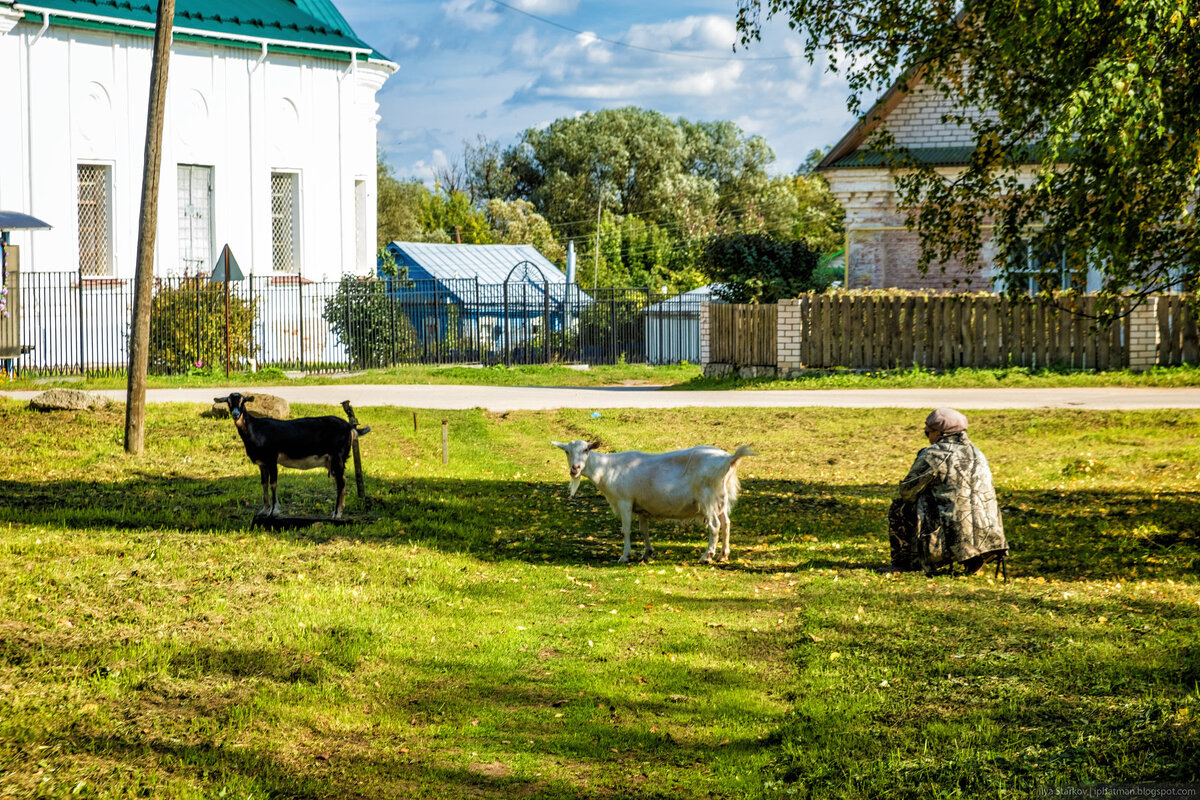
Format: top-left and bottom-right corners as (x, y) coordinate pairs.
(11, 272), (703, 376)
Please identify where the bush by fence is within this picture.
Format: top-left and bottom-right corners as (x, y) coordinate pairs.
(148, 279), (257, 373)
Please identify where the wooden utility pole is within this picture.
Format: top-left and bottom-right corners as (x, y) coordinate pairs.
(124, 0), (175, 455)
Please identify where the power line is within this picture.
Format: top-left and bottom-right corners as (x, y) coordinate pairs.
(488, 0), (801, 62)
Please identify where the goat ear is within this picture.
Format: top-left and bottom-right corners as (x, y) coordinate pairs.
(214, 396), (228, 404)
(244, 395), (256, 403)
(551, 440), (568, 451)
(587, 440), (602, 452)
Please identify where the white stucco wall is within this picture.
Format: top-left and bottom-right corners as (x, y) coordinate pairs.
(0, 14), (392, 281)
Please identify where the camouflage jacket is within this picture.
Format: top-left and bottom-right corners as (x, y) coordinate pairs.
(898, 432), (1007, 570)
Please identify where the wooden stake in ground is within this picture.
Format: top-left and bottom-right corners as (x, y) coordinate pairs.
(124, 0), (175, 455)
(341, 400), (366, 499)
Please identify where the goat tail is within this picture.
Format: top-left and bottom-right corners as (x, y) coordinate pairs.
(355, 425), (371, 438)
(729, 444), (756, 468)
(722, 444), (756, 511)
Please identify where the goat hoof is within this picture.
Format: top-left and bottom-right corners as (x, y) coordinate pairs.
(618, 556), (630, 564)
(700, 555), (713, 564)
(718, 553), (730, 563)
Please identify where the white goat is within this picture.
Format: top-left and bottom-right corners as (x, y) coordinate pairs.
(551, 439), (755, 564)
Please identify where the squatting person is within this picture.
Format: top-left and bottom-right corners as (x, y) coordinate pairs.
(885, 408), (1008, 576)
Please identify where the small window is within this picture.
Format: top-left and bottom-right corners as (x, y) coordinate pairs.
(1007, 240), (1081, 294)
(77, 164), (113, 276)
(271, 171), (301, 273)
(354, 178), (369, 270)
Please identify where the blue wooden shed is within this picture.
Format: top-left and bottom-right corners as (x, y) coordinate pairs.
(382, 242), (585, 351)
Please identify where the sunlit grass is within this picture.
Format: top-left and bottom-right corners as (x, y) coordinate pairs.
(0, 402), (1196, 798)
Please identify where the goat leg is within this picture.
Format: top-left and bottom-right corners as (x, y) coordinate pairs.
(702, 516), (720, 564)
(718, 508), (732, 563)
(617, 501), (634, 563)
(332, 459), (347, 519)
(266, 463), (281, 517)
(257, 464), (273, 517)
(639, 516), (654, 562)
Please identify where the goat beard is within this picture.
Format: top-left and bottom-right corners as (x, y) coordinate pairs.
(569, 476), (581, 497)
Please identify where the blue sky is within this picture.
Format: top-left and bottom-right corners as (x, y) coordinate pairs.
(336, 0), (855, 181)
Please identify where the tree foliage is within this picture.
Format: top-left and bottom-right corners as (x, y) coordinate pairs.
(737, 1), (1200, 307)
(493, 107), (776, 232)
(702, 233), (821, 304)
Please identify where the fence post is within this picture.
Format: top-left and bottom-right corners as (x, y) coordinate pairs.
(1127, 296), (1160, 371)
(298, 277), (305, 372)
(777, 298), (802, 377)
(699, 301), (711, 371)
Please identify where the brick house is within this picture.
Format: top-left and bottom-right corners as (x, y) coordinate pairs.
(816, 76), (1102, 294)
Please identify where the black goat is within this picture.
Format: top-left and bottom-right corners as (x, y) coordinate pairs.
(215, 392), (370, 518)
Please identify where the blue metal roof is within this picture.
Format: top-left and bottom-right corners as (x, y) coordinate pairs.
(387, 242), (566, 286)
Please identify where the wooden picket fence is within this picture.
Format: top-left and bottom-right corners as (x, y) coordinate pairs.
(708, 303), (777, 366)
(706, 294), (1199, 372)
(1156, 294), (1200, 366)
(795, 294), (1130, 370)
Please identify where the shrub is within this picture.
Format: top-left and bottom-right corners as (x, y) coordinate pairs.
(149, 279), (257, 374)
(702, 233), (821, 303)
(322, 276), (421, 368)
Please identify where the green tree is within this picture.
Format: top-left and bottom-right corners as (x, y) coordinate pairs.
(737, 1), (1200, 308)
(702, 233), (820, 303)
(494, 107), (775, 232)
(419, 190), (493, 244)
(485, 198), (565, 263)
(376, 155), (427, 247)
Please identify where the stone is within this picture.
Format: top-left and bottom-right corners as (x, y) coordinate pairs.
(209, 393), (289, 420)
(28, 389), (110, 412)
(702, 363), (734, 379)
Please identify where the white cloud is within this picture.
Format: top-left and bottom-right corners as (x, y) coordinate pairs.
(509, 0), (580, 12)
(624, 15), (738, 53)
(441, 0), (501, 31)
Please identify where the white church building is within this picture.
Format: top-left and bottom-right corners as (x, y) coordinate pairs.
(0, 0), (395, 282)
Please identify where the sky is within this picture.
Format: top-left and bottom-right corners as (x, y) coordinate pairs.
(335, 0), (857, 182)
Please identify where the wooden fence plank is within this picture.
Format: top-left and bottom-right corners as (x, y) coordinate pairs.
(1183, 296), (1200, 366)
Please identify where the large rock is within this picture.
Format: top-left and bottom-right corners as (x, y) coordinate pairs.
(29, 389), (110, 412)
(208, 393), (289, 420)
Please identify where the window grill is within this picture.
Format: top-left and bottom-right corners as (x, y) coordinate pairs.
(178, 165), (214, 276)
(77, 164), (112, 276)
(271, 171), (299, 273)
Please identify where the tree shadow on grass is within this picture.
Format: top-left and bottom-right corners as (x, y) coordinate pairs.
(0, 475), (1196, 581)
(3, 621), (788, 799)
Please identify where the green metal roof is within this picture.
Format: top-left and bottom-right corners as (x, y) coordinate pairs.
(14, 0), (389, 61)
(827, 145), (1042, 170)
(828, 146), (977, 169)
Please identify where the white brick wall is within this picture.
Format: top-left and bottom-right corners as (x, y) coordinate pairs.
(1127, 298), (1159, 370)
(699, 302), (711, 367)
(877, 84), (998, 149)
(777, 299), (802, 371)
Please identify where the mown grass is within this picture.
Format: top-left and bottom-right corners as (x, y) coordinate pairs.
(11, 363), (702, 392)
(12, 362), (1200, 393)
(673, 363), (1200, 390)
(0, 402), (1197, 798)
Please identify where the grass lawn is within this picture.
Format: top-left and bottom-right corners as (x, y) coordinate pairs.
(11, 362), (1200, 393)
(0, 401), (1197, 798)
